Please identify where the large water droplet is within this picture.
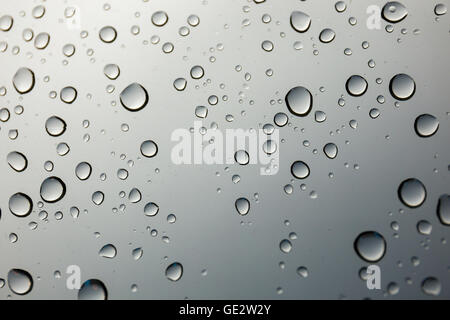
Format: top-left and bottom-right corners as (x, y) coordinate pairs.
(280, 239), (292, 253)
(120, 83), (149, 112)
(389, 73), (415, 100)
(7, 151), (28, 172)
(92, 191), (105, 205)
(152, 11), (169, 27)
(129, 188), (142, 203)
(60, 86), (77, 104)
(285, 86), (312, 117)
(414, 114), (439, 137)
(75, 162), (92, 180)
(346, 75), (368, 96)
(140, 140), (158, 158)
(234, 150), (250, 165)
(290, 11), (311, 33)
(323, 143), (338, 159)
(354, 231), (386, 262)
(398, 178), (426, 208)
(291, 161), (310, 179)
(99, 26), (117, 43)
(235, 197), (250, 216)
(421, 277), (441, 296)
(103, 64), (120, 80)
(0, 15), (13, 31)
(12, 68), (35, 94)
(7, 269), (33, 295)
(45, 116), (67, 137)
(437, 194), (450, 226)
(99, 244), (117, 258)
(9, 193), (33, 217)
(166, 262), (183, 281)
(34, 32), (50, 49)
(382, 2), (408, 23)
(78, 279), (108, 300)
(40, 177), (66, 203)
(319, 28), (336, 43)
(144, 202), (159, 216)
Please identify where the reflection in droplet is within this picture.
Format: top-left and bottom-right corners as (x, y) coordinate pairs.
(9, 193), (33, 217)
(78, 279), (108, 300)
(414, 114), (439, 137)
(291, 161), (310, 179)
(285, 86), (312, 117)
(389, 73), (415, 100)
(120, 83), (149, 112)
(7, 151), (28, 172)
(290, 11), (311, 33)
(12, 68), (35, 94)
(166, 262), (183, 281)
(7, 269), (33, 295)
(235, 198), (250, 216)
(354, 231), (386, 262)
(398, 178), (426, 208)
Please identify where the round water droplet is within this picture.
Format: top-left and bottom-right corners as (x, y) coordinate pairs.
(140, 140), (158, 158)
(290, 11), (311, 33)
(421, 277), (441, 296)
(104, 64), (120, 80)
(389, 73), (415, 100)
(78, 279), (108, 300)
(261, 40), (274, 52)
(323, 143), (338, 159)
(398, 178), (426, 208)
(335, 1), (347, 13)
(354, 231), (386, 262)
(274, 112), (288, 127)
(234, 150), (249, 165)
(297, 266), (309, 278)
(144, 202), (159, 216)
(0, 15), (14, 31)
(195, 106), (208, 118)
(152, 11), (169, 26)
(120, 83), (149, 112)
(9, 193), (33, 217)
(62, 44), (75, 57)
(414, 114), (439, 137)
(435, 4), (447, 15)
(99, 26), (117, 43)
(187, 14), (200, 27)
(60, 86), (77, 104)
(45, 116), (67, 137)
(174, 78), (187, 91)
(99, 244), (117, 258)
(75, 162), (92, 180)
(319, 28), (336, 43)
(262, 140), (277, 155)
(34, 32), (50, 49)
(166, 262), (183, 281)
(12, 68), (35, 94)
(437, 194), (450, 226)
(7, 269), (33, 295)
(346, 75), (368, 96)
(40, 177), (66, 203)
(92, 191), (105, 205)
(382, 2), (408, 23)
(280, 239), (292, 253)
(129, 188), (141, 203)
(417, 220), (432, 235)
(291, 161), (310, 179)
(190, 65), (204, 79)
(7, 151), (28, 172)
(235, 198), (250, 216)
(285, 86), (312, 117)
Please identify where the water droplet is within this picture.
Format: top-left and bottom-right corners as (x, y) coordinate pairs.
(261, 40), (274, 52)
(40, 177), (66, 203)
(99, 244), (117, 258)
(280, 239), (292, 253)
(140, 140), (158, 158)
(346, 75), (368, 96)
(104, 64), (120, 80)
(32, 5), (46, 19)
(382, 2), (408, 23)
(0, 15), (14, 31)
(129, 188), (142, 203)
(354, 231), (386, 262)
(262, 140), (277, 155)
(195, 106), (208, 118)
(99, 26), (117, 43)
(120, 83), (149, 112)
(78, 279), (108, 300)
(323, 143), (338, 159)
(314, 110), (327, 123)
(152, 11), (168, 27)
(132, 248), (143, 260)
(9, 193), (33, 217)
(417, 220), (432, 235)
(173, 78), (187, 91)
(290, 11), (311, 33)
(435, 4), (447, 16)
(12, 68), (35, 94)
(291, 161), (310, 179)
(398, 178), (426, 208)
(421, 277), (441, 296)
(235, 197), (250, 216)
(34, 32), (50, 49)
(166, 262), (183, 281)
(319, 28), (336, 43)
(335, 1), (347, 13)
(7, 151), (28, 172)
(437, 194), (450, 226)
(389, 73), (415, 100)
(144, 202), (159, 216)
(187, 14), (200, 27)
(7, 269), (33, 295)
(414, 114), (439, 137)
(45, 116), (67, 137)
(285, 86), (312, 117)
(234, 150), (249, 165)
(92, 191), (105, 205)
(60, 86), (77, 104)
(190, 65), (204, 79)
(297, 266), (309, 278)
(274, 112), (288, 127)
(75, 162), (92, 180)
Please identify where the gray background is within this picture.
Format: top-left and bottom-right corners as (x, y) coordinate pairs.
(0, 0), (449, 299)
